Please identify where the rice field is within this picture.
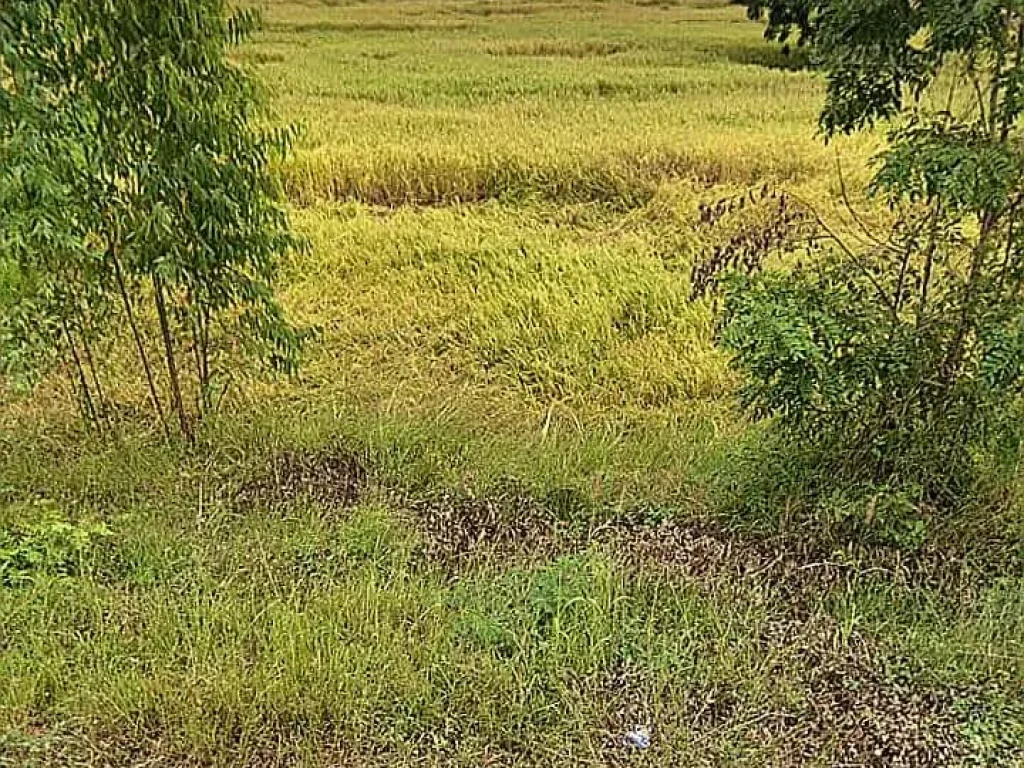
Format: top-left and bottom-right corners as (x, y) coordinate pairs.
(2, 1), (1022, 766)
(254, 0), (880, 422)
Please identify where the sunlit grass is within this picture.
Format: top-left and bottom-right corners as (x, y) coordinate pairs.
(253, 0), (835, 206)
(285, 198), (728, 409)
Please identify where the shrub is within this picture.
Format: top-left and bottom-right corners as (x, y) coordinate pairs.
(703, 2), (1024, 517)
(0, 509), (111, 587)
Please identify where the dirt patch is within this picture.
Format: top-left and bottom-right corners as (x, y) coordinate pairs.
(594, 617), (993, 767)
(234, 447), (368, 511)
(597, 517), (869, 612)
(594, 514), (768, 578)
(760, 620), (968, 767)
(409, 484), (572, 567)
(408, 489), (1021, 599)
(591, 503), (1024, 596)
(800, 662), (964, 766)
(408, 487), (766, 574)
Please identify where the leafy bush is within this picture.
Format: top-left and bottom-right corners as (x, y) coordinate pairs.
(719, 251), (1024, 506)
(0, 509), (111, 587)
(705, 2), (1024, 519)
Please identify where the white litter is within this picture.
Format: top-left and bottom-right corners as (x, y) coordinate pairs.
(624, 725), (651, 749)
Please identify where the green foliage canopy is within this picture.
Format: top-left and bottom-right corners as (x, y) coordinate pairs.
(0, 0), (306, 438)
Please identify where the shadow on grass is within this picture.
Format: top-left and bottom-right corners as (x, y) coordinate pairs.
(719, 41), (813, 71)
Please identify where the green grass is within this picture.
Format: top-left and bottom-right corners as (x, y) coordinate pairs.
(1, 0), (1023, 765)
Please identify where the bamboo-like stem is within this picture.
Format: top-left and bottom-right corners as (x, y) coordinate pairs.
(111, 248), (171, 439)
(153, 274), (193, 442)
(60, 317), (97, 429)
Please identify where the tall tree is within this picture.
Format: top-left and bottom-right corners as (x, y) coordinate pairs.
(0, 0), (306, 439)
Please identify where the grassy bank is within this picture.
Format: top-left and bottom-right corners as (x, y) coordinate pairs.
(1, 0), (1022, 766)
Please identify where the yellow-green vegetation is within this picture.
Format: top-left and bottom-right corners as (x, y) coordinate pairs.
(2, 1), (1022, 766)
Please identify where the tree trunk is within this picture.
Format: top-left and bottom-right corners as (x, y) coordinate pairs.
(112, 250), (170, 439)
(79, 328), (113, 433)
(60, 317), (97, 429)
(153, 274), (193, 442)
